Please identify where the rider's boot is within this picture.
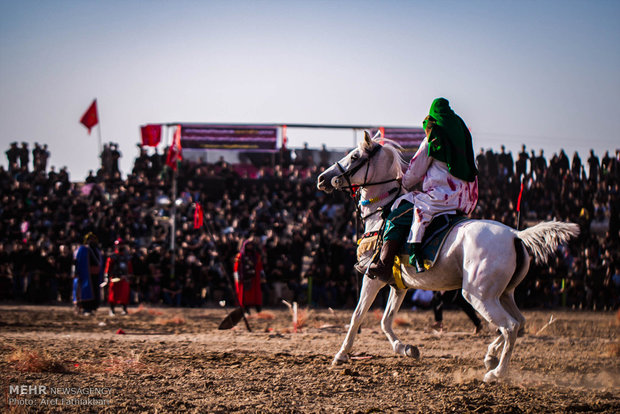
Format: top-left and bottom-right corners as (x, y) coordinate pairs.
(367, 240), (401, 282)
(410, 242), (425, 273)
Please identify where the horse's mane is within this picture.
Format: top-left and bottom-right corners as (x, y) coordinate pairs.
(359, 136), (408, 179)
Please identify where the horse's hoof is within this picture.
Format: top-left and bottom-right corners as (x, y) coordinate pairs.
(405, 344), (420, 359)
(332, 353), (349, 366)
(484, 356), (499, 371)
(332, 358), (345, 366)
(483, 371), (499, 383)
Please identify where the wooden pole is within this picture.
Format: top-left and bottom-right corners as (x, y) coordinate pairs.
(96, 120), (103, 156)
(170, 166), (177, 280)
(516, 176), (524, 230)
(95, 101), (102, 165)
(169, 125), (177, 280)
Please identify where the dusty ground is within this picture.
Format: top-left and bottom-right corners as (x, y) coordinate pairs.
(0, 304), (618, 413)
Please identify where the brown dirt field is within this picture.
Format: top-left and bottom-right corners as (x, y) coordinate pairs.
(1, 304), (618, 413)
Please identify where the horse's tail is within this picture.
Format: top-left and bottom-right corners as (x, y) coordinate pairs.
(516, 221), (580, 265)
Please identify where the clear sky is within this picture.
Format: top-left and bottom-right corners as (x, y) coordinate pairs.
(1, 0), (619, 180)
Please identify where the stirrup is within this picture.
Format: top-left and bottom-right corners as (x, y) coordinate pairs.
(409, 254), (425, 273)
(410, 243), (425, 273)
(414, 258), (425, 273)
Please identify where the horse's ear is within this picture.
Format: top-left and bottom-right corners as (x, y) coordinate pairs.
(363, 131), (372, 146)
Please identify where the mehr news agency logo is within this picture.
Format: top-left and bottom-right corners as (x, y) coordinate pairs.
(6, 384), (113, 407)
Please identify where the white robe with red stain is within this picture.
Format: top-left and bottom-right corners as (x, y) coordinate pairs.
(394, 138), (478, 243)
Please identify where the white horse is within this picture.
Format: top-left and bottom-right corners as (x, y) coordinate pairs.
(316, 132), (579, 382)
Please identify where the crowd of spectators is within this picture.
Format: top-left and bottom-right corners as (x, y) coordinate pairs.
(1, 141), (619, 312)
(474, 145), (619, 310)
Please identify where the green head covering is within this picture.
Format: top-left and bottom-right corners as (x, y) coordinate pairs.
(423, 98), (478, 182)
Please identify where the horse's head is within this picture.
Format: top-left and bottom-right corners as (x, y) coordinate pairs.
(317, 131), (405, 193)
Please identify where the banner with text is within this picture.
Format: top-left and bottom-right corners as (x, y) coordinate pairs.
(181, 124), (278, 151)
(373, 127), (426, 155)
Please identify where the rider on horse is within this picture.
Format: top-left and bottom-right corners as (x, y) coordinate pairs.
(368, 97), (479, 280)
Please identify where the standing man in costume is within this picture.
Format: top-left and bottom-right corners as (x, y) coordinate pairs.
(368, 98), (478, 280)
(72, 232), (103, 315)
(234, 235), (264, 313)
(103, 239), (133, 315)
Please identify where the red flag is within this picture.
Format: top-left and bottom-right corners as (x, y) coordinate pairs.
(194, 202), (204, 229)
(516, 182), (524, 212)
(166, 125), (183, 170)
(80, 99), (99, 134)
(140, 124), (162, 147)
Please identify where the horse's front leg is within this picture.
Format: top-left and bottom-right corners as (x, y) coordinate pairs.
(333, 276), (385, 366)
(381, 286), (420, 358)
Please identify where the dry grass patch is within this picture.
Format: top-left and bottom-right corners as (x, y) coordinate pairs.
(253, 311), (276, 320)
(394, 316), (412, 327)
(154, 316), (186, 325)
(294, 307), (312, 331)
(5, 348), (66, 373)
(98, 354), (149, 374)
(605, 341), (620, 357)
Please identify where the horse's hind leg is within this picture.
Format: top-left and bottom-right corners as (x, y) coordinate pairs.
(482, 292), (525, 370)
(501, 240), (530, 337)
(464, 293), (519, 382)
(381, 286), (419, 358)
(500, 291), (526, 336)
(333, 276), (385, 365)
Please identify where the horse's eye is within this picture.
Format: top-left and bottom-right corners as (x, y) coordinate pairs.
(351, 153), (360, 161)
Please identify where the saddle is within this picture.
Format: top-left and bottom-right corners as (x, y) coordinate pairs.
(403, 213), (470, 272)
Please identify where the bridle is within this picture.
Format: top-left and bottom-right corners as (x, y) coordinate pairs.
(334, 144), (401, 220)
(335, 144), (398, 191)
